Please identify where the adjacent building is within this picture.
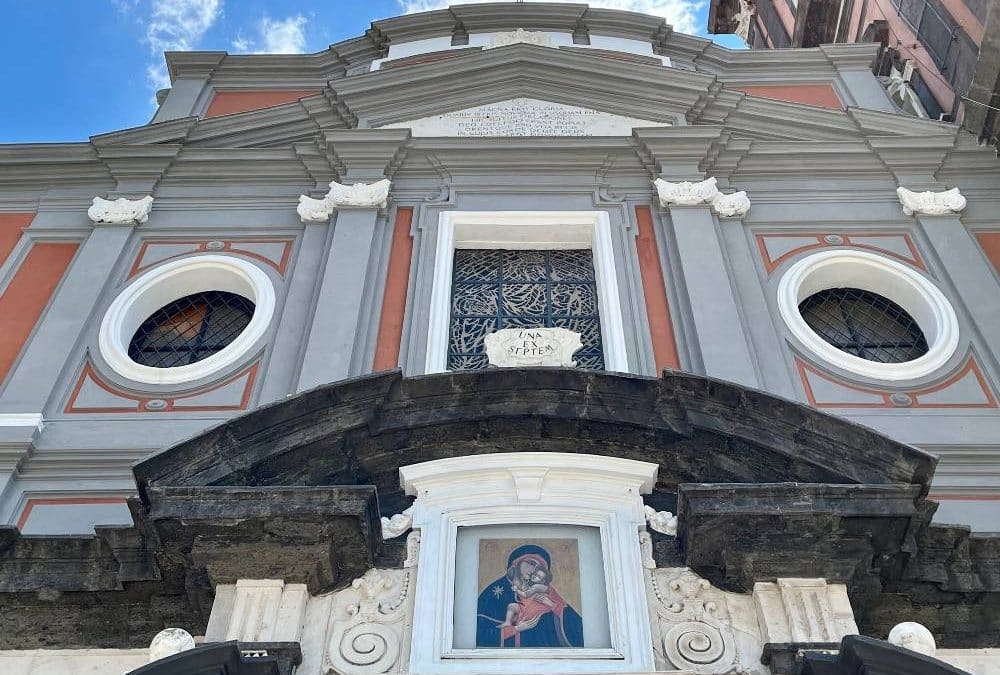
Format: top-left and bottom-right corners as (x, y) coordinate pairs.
(708, 0), (1000, 144)
(0, 2), (998, 673)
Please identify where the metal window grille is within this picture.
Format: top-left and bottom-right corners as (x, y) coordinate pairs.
(798, 287), (929, 364)
(128, 291), (255, 368)
(447, 249), (605, 370)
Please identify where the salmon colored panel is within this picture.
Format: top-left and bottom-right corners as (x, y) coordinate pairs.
(204, 90), (321, 117)
(16, 497), (127, 530)
(373, 208), (415, 371)
(0, 213), (34, 266)
(0, 242), (78, 384)
(977, 233), (1000, 275)
(635, 206), (680, 372)
(733, 84), (843, 110)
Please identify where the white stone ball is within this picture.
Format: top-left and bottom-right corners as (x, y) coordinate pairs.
(148, 627), (196, 663)
(888, 621), (936, 657)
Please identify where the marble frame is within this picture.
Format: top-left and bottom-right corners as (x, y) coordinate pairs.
(424, 211), (629, 374)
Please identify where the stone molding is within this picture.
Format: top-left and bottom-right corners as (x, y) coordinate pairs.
(297, 179), (391, 222)
(484, 327), (582, 367)
(87, 195), (154, 224)
(897, 186), (967, 216)
(653, 177), (751, 217)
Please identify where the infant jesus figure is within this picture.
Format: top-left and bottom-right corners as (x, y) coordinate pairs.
(499, 565), (564, 630)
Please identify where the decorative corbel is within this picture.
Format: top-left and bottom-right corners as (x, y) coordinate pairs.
(88, 195), (154, 225)
(653, 177), (751, 217)
(896, 186), (966, 216)
(380, 505), (413, 540)
(644, 505), (678, 536)
(296, 179), (392, 223)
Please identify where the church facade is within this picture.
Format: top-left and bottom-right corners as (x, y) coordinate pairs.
(0, 3), (999, 673)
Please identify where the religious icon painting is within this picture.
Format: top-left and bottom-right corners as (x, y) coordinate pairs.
(452, 524), (612, 651)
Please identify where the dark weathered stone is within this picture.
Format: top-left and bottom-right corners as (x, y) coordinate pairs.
(2, 369), (998, 648)
(0, 486), (379, 648)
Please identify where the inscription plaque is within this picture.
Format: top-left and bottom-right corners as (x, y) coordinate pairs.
(381, 98), (669, 137)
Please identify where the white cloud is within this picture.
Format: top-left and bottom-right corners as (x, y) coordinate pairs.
(231, 34), (252, 51)
(144, 0), (223, 92)
(397, 0), (705, 36)
(230, 14), (309, 55)
(259, 15), (308, 54)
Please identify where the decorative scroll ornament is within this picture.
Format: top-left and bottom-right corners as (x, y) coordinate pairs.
(644, 505), (678, 536)
(653, 177), (751, 217)
(297, 179), (392, 222)
(484, 327), (583, 367)
(325, 568), (415, 675)
(896, 186), (966, 216)
(88, 195), (154, 224)
(485, 28), (552, 49)
(380, 506), (413, 540)
(646, 568), (744, 674)
(732, 0), (756, 43)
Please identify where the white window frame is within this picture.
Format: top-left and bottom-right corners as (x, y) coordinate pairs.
(401, 452), (657, 674)
(98, 254), (275, 385)
(777, 249), (960, 381)
(425, 211), (629, 374)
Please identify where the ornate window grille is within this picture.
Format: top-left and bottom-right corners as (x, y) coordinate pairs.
(798, 287), (929, 364)
(447, 249), (604, 370)
(128, 291), (255, 368)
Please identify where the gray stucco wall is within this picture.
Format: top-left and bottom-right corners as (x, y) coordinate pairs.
(0, 8), (998, 532)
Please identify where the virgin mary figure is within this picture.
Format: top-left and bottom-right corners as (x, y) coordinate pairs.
(476, 544), (584, 648)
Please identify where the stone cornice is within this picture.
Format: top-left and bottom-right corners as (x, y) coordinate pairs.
(163, 50), (226, 82)
(90, 117), (198, 146)
(329, 43), (711, 127)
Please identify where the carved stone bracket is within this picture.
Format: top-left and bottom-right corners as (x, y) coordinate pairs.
(380, 506), (413, 540)
(88, 195), (154, 224)
(324, 567), (415, 675)
(297, 179), (391, 222)
(653, 177), (751, 217)
(896, 186), (966, 216)
(644, 505), (678, 536)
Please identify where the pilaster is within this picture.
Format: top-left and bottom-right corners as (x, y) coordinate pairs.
(916, 212), (1000, 360)
(295, 131), (410, 392)
(668, 204), (760, 387)
(635, 129), (762, 386)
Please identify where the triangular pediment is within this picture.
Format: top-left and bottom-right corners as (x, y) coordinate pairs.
(378, 97), (670, 137)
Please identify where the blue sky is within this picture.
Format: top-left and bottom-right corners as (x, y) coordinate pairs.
(0, 1), (743, 143)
